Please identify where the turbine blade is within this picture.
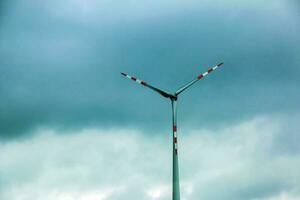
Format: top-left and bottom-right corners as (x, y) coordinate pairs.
(121, 72), (173, 98)
(175, 62), (224, 95)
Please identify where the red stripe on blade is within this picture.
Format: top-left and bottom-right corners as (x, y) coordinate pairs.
(174, 137), (177, 143)
(131, 77), (137, 81)
(141, 81), (147, 86)
(197, 74), (203, 80)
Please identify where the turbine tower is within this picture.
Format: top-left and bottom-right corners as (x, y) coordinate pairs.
(121, 62), (223, 200)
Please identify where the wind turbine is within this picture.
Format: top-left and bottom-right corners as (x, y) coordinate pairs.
(121, 62), (224, 200)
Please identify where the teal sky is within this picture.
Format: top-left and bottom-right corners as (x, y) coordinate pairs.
(0, 0), (300, 200)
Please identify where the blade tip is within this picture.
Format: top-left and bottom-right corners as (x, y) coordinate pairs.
(217, 62), (224, 66)
(121, 72), (126, 76)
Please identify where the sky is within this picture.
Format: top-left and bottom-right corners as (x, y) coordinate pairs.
(0, 0), (300, 200)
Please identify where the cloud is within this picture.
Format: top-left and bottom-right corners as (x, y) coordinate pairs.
(255, 192), (300, 200)
(0, 115), (299, 200)
(0, 0), (300, 138)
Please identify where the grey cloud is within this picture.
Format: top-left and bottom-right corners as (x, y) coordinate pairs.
(0, 115), (299, 200)
(0, 0), (300, 138)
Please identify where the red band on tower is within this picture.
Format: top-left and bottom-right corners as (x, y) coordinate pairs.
(173, 125), (177, 132)
(174, 137), (177, 143)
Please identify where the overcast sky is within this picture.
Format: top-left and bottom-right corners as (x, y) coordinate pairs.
(0, 0), (300, 200)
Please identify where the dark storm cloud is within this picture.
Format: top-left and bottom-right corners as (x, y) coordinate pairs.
(0, 0), (300, 138)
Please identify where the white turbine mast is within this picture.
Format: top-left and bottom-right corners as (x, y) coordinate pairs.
(121, 62), (224, 200)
